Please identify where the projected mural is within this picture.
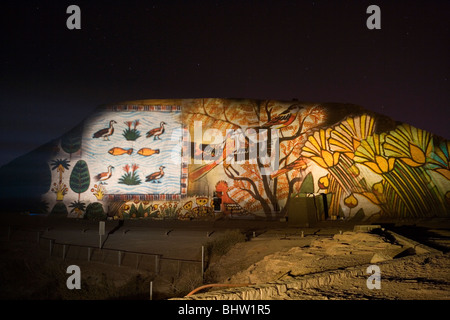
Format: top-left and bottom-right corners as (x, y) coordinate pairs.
(42, 104), (185, 218)
(182, 99), (449, 220)
(82, 110), (182, 195)
(15, 98), (448, 220)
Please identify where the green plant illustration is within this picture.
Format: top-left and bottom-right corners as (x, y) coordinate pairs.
(128, 203), (151, 218)
(51, 202), (68, 215)
(61, 125), (82, 159)
(85, 202), (106, 220)
(69, 200), (86, 212)
(160, 202), (179, 219)
(122, 120), (141, 141)
(118, 164), (141, 185)
(70, 160), (91, 201)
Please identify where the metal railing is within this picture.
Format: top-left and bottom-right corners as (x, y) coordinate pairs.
(5, 225), (204, 277)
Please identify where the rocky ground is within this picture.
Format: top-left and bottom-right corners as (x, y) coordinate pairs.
(283, 252), (450, 300)
(224, 231), (403, 284)
(190, 229), (450, 300)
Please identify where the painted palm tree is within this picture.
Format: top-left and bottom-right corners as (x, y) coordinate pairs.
(50, 159), (71, 201)
(69, 200), (86, 218)
(50, 159), (71, 183)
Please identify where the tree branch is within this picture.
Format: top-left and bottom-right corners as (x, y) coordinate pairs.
(253, 101), (261, 122)
(256, 153), (276, 211)
(279, 142), (296, 165)
(278, 106), (322, 144)
(264, 101), (273, 122)
(186, 111), (241, 130)
(279, 113), (308, 143)
(233, 176), (271, 214)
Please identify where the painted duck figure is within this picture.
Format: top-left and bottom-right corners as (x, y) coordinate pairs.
(93, 120), (117, 140)
(146, 166), (165, 183)
(146, 121), (166, 140)
(95, 165), (114, 184)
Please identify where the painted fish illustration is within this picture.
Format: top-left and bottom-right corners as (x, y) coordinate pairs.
(108, 147), (133, 156)
(137, 148), (160, 156)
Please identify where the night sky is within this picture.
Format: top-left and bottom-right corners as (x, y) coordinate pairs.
(1, 0), (449, 168)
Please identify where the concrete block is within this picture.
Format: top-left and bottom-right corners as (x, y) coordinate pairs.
(370, 247), (415, 263)
(353, 225), (381, 232)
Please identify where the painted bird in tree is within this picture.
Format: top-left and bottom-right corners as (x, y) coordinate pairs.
(92, 120), (117, 140)
(270, 157), (308, 179)
(146, 166), (165, 183)
(146, 121), (166, 140)
(188, 131), (240, 182)
(95, 165), (114, 184)
(261, 104), (302, 129)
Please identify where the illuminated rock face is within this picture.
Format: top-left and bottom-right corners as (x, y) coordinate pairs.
(1, 98), (449, 220)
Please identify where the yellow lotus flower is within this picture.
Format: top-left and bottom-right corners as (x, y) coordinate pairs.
(384, 124), (432, 168)
(329, 115), (375, 159)
(354, 133), (396, 174)
(310, 150), (340, 168)
(363, 155), (396, 174)
(400, 143), (427, 167)
(302, 128), (340, 169)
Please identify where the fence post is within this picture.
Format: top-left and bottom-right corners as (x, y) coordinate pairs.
(49, 239), (53, 256)
(118, 251), (122, 267)
(155, 255), (159, 275)
(201, 245), (205, 283)
(150, 281), (153, 300)
(136, 254), (141, 270)
(99, 221), (105, 250)
(88, 247), (91, 262)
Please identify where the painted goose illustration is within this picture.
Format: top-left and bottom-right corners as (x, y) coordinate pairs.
(146, 166), (165, 183)
(95, 165), (114, 184)
(146, 121), (166, 140)
(93, 120), (117, 140)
